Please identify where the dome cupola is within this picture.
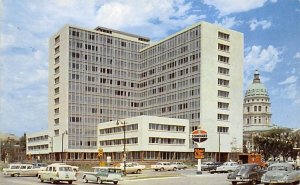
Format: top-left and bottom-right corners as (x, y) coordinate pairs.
(245, 70), (268, 97)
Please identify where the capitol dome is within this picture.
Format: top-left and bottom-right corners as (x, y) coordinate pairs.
(245, 70), (268, 97)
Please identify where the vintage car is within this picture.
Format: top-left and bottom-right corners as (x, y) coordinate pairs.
(3, 163), (40, 177)
(38, 163), (77, 184)
(82, 167), (122, 184)
(227, 163), (266, 185)
(171, 162), (188, 170)
(261, 162), (300, 185)
(211, 162), (239, 173)
(151, 162), (178, 171)
(201, 162), (223, 171)
(120, 162), (145, 174)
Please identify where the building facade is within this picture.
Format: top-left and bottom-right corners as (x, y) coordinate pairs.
(28, 21), (244, 162)
(243, 70), (273, 152)
(97, 116), (191, 161)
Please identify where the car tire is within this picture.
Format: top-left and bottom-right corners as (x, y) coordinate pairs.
(160, 167), (164, 171)
(251, 179), (256, 185)
(68, 181), (73, 184)
(155, 169), (158, 171)
(113, 181), (118, 184)
(231, 182), (237, 185)
(136, 169), (142, 174)
(97, 177), (102, 184)
(264, 183), (269, 185)
(173, 167), (177, 171)
(50, 178), (55, 184)
(83, 176), (88, 183)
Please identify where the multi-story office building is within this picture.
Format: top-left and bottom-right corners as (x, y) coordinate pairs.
(97, 116), (191, 161)
(28, 21), (243, 162)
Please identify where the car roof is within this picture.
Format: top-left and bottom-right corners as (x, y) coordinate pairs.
(269, 163), (292, 167)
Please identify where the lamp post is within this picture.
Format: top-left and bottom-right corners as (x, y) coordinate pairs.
(218, 131), (221, 162)
(117, 120), (126, 176)
(61, 130), (68, 162)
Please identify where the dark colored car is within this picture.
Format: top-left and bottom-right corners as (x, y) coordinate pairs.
(227, 163), (266, 185)
(202, 162), (223, 171)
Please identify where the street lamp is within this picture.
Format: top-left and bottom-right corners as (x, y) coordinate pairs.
(61, 130), (68, 162)
(116, 120), (126, 175)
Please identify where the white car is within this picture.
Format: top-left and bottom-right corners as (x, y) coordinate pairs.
(151, 162), (178, 171)
(82, 167), (122, 184)
(38, 163), (77, 184)
(171, 162), (188, 170)
(120, 162), (146, 174)
(214, 162), (239, 173)
(3, 163), (40, 177)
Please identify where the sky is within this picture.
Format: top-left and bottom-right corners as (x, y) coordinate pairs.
(0, 0), (299, 136)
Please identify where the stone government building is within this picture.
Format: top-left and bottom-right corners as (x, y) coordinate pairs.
(27, 21), (244, 162)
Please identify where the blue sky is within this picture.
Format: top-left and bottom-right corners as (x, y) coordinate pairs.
(0, 0), (299, 136)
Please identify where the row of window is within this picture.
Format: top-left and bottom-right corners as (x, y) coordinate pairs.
(149, 123), (185, 132)
(27, 135), (48, 143)
(149, 137), (185, 145)
(99, 137), (138, 146)
(99, 124), (139, 135)
(246, 106), (268, 112)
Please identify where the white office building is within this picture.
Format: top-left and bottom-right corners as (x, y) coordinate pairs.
(97, 116), (191, 161)
(27, 21), (244, 162)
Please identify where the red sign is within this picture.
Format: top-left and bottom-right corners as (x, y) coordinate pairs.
(191, 129), (208, 143)
(194, 148), (205, 159)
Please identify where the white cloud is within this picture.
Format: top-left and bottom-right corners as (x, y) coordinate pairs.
(249, 19), (272, 31)
(202, 0), (268, 15)
(278, 75), (298, 85)
(94, 0), (205, 38)
(214, 17), (242, 28)
(244, 45), (282, 73)
(294, 52), (300, 59)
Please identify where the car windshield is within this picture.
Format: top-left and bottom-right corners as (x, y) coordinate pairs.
(59, 167), (73, 171)
(108, 169), (121, 173)
(235, 165), (251, 172)
(269, 166), (288, 171)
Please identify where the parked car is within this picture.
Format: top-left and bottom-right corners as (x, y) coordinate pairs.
(211, 162), (239, 173)
(201, 162), (223, 171)
(171, 162), (188, 170)
(151, 162), (177, 171)
(227, 163), (266, 185)
(120, 162), (145, 174)
(32, 163), (48, 170)
(82, 167), (122, 184)
(261, 162), (300, 185)
(38, 163), (77, 184)
(3, 163), (40, 177)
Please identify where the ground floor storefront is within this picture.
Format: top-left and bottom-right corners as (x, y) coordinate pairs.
(29, 151), (240, 163)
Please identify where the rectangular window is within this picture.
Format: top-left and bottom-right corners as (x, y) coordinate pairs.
(55, 56), (60, 64)
(218, 43), (230, 52)
(218, 32), (230, 41)
(54, 118), (59, 124)
(55, 46), (60, 54)
(54, 66), (60, 74)
(54, 129), (59, 136)
(217, 126), (229, 133)
(218, 90), (229, 98)
(54, 87), (59, 94)
(218, 78), (229, 87)
(54, 77), (59, 84)
(218, 102), (229, 110)
(217, 114), (229, 121)
(55, 35), (60, 44)
(218, 67), (229, 75)
(218, 55), (229, 64)
(54, 108), (59, 114)
(54, 98), (59, 104)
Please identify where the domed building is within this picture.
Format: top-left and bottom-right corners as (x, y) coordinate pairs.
(243, 70), (274, 152)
